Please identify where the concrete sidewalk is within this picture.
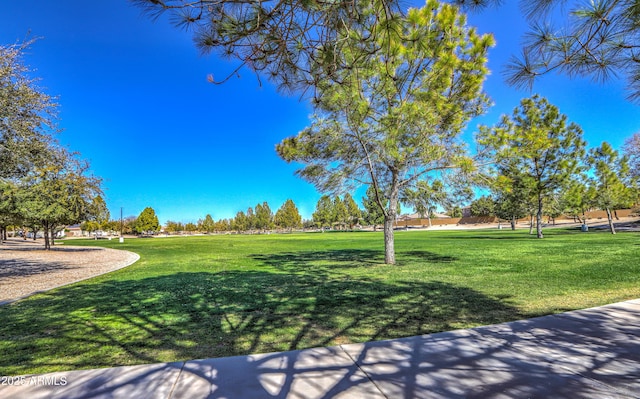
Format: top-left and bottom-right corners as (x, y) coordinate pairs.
(2, 299), (639, 398)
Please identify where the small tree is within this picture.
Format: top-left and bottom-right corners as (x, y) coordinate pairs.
(492, 161), (534, 230)
(275, 199), (303, 232)
(477, 95), (585, 238)
(134, 207), (160, 235)
(19, 148), (103, 249)
(469, 195), (495, 217)
(401, 180), (448, 227)
(587, 142), (632, 234)
(165, 220), (184, 234)
(184, 222), (197, 234)
(215, 218), (231, 233)
(362, 186), (386, 231)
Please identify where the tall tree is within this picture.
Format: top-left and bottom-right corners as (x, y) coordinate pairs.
(343, 193), (362, 229)
(134, 207), (160, 235)
(254, 202), (274, 232)
(332, 196), (348, 230)
(312, 195), (334, 229)
(275, 199), (302, 232)
(232, 210), (248, 233)
(453, 0), (640, 101)
(587, 142), (633, 234)
(245, 207), (256, 233)
(278, 2), (493, 264)
(200, 214), (215, 233)
(478, 95), (585, 238)
(87, 195), (110, 230)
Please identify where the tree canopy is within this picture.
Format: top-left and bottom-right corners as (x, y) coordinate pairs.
(133, 0), (403, 94)
(0, 41), (56, 179)
(453, 0), (640, 101)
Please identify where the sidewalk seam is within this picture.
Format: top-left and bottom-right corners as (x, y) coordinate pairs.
(339, 344), (389, 399)
(167, 361), (186, 399)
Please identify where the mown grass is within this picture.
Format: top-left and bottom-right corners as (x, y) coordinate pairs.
(1, 228), (638, 375)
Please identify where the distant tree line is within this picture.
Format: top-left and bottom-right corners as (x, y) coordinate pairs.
(160, 199), (303, 235)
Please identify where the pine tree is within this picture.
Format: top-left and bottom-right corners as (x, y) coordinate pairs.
(275, 199), (302, 232)
(133, 207), (160, 236)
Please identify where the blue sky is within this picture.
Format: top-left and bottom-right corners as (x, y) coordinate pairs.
(1, 1), (638, 223)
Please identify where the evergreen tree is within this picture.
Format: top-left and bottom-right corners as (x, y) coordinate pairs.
(312, 195), (334, 229)
(278, 2), (493, 263)
(587, 142), (633, 234)
(254, 202), (274, 232)
(133, 207), (160, 235)
(245, 207), (256, 233)
(492, 160), (534, 230)
(478, 95), (585, 238)
(343, 193), (362, 229)
(200, 214), (215, 233)
(275, 199), (303, 232)
(332, 196), (348, 230)
(362, 186), (386, 231)
(232, 211), (248, 233)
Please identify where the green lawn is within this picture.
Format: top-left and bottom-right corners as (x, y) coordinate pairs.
(1, 228), (639, 375)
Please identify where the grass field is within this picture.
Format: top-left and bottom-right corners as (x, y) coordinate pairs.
(1, 228), (639, 375)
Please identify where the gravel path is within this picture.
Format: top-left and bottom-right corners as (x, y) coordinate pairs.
(0, 238), (139, 305)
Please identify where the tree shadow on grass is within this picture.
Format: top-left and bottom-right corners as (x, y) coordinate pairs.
(0, 266), (515, 376)
(250, 249), (457, 272)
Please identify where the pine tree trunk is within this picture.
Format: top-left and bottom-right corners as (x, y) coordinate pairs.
(529, 215), (534, 235)
(536, 196), (544, 238)
(383, 177), (400, 265)
(606, 208), (616, 234)
(384, 215), (395, 265)
(510, 217), (516, 230)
